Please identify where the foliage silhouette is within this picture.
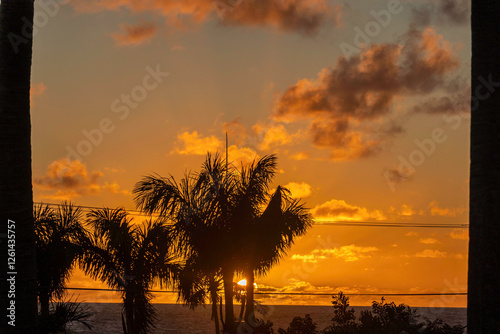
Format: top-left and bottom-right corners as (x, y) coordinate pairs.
(281, 314), (319, 334)
(36, 298), (93, 334)
(80, 207), (179, 334)
(34, 202), (87, 319)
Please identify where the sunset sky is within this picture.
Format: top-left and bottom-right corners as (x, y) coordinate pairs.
(30, 0), (470, 307)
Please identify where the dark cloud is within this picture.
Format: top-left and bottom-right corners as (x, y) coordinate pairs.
(222, 0), (341, 36)
(410, 5), (433, 28)
(112, 22), (157, 46)
(410, 92), (469, 115)
(383, 166), (414, 184)
(410, 0), (470, 28)
(72, 0), (341, 36)
(273, 27), (460, 160)
(439, 0), (470, 25)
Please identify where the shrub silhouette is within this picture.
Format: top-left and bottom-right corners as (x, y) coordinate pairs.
(282, 314), (319, 334)
(280, 292), (465, 334)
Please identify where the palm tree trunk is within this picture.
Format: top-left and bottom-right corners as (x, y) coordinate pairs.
(238, 294), (246, 324)
(468, 2), (500, 333)
(212, 297), (220, 334)
(222, 266), (236, 333)
(124, 294), (135, 334)
(219, 296), (225, 328)
(39, 292), (50, 319)
(0, 0), (37, 332)
(209, 279), (220, 334)
(244, 267), (256, 326)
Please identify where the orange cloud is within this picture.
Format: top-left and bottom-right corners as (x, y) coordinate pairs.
(312, 199), (386, 222)
(398, 204), (416, 217)
(415, 249), (447, 258)
(313, 244), (379, 262)
(172, 131), (223, 155)
(449, 228), (468, 240)
(228, 145), (259, 166)
(290, 254), (325, 263)
(428, 201), (465, 217)
(112, 22), (157, 46)
(30, 82), (47, 105)
(291, 244), (379, 263)
(283, 182), (312, 199)
(419, 237), (439, 244)
(253, 123), (294, 151)
(172, 131), (258, 165)
(72, 0), (341, 35)
(34, 159), (129, 200)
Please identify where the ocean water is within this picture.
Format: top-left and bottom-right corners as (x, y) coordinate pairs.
(69, 303), (466, 333)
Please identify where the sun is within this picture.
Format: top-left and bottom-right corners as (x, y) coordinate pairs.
(237, 279), (258, 288)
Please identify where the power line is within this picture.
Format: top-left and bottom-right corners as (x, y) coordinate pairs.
(315, 222), (469, 229)
(34, 202), (469, 229)
(64, 287), (466, 297)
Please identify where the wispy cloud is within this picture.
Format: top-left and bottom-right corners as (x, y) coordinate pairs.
(314, 244), (379, 262)
(449, 228), (468, 240)
(415, 249), (447, 258)
(112, 22), (157, 46)
(30, 82), (47, 105)
(427, 201), (466, 217)
(419, 237), (439, 244)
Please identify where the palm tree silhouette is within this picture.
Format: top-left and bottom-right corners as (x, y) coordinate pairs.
(134, 154), (235, 333)
(135, 153), (313, 333)
(231, 157), (313, 327)
(34, 202), (87, 318)
(80, 207), (179, 334)
(0, 1), (38, 331)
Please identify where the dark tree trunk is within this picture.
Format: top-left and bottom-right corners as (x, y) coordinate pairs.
(39, 291), (50, 319)
(212, 296), (220, 334)
(468, 2), (500, 332)
(209, 280), (220, 334)
(0, 0), (37, 332)
(222, 266), (236, 333)
(244, 267), (256, 327)
(238, 293), (245, 324)
(124, 293), (135, 334)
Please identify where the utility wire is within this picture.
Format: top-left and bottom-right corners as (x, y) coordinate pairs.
(63, 287), (466, 296)
(34, 202), (469, 229)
